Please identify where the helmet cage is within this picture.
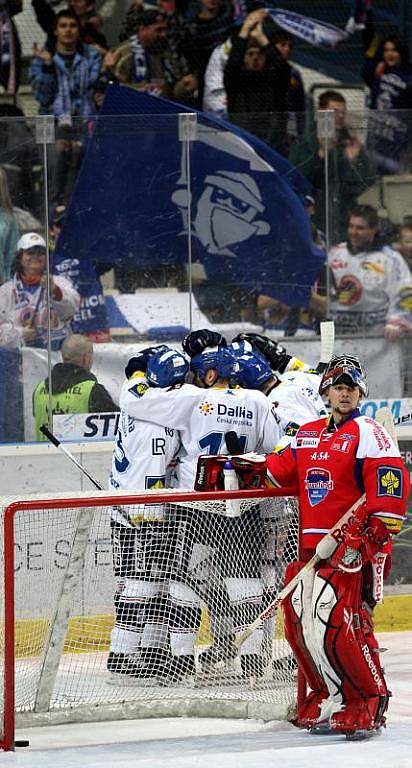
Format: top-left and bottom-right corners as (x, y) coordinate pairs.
(320, 365), (368, 396)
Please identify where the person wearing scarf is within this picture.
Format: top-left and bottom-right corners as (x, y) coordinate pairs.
(0, 0), (22, 94)
(0, 232), (80, 349)
(29, 8), (102, 127)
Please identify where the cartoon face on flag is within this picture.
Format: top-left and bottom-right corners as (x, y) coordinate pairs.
(56, 87), (324, 307)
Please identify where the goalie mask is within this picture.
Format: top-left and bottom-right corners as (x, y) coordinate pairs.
(146, 348), (189, 388)
(319, 354), (368, 397)
(190, 346), (239, 381)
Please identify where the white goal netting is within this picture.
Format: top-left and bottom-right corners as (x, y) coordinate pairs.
(0, 489), (299, 748)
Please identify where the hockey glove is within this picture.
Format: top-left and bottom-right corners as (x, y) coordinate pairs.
(182, 329), (227, 358)
(125, 345), (169, 378)
(329, 517), (390, 573)
(232, 333), (290, 373)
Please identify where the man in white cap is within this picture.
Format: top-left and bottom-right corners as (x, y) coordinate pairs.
(0, 232), (80, 349)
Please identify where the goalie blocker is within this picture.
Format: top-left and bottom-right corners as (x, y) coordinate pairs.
(195, 452), (267, 493)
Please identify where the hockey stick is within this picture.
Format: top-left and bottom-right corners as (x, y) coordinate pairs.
(316, 320), (335, 373)
(375, 407), (399, 447)
(40, 424), (103, 490)
(233, 492), (366, 649)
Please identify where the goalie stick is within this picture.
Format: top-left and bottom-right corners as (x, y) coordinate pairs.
(316, 320), (335, 373)
(233, 491), (367, 649)
(233, 405), (400, 650)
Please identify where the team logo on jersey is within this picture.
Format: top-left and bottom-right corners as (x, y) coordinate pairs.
(199, 401), (214, 415)
(337, 275), (362, 306)
(129, 382), (149, 399)
(305, 468), (334, 506)
(377, 467), (403, 498)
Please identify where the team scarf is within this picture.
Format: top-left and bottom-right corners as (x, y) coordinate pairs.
(233, 1), (373, 47)
(54, 53), (94, 127)
(130, 33), (151, 83)
(0, 10), (15, 93)
(130, 33), (174, 95)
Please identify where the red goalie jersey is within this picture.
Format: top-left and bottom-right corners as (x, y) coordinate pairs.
(266, 409), (410, 553)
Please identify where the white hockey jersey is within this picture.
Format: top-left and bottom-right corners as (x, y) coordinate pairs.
(119, 378), (281, 489)
(267, 370), (328, 451)
(328, 242), (412, 334)
(109, 375), (181, 523)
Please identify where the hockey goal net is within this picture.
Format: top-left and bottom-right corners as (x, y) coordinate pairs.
(0, 487), (299, 750)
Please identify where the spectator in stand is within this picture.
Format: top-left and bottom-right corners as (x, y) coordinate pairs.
(50, 202), (112, 342)
(117, 0), (198, 106)
(30, 9), (102, 121)
(0, 0), (22, 94)
(0, 103), (41, 218)
(31, 0), (109, 53)
(396, 220), (412, 271)
(289, 90), (376, 243)
(362, 9), (412, 173)
(0, 166), (19, 286)
(313, 204), (412, 340)
(223, 9), (290, 152)
(33, 333), (119, 441)
(271, 29), (305, 150)
(103, 8), (197, 104)
(30, 9), (102, 204)
(0, 232), (79, 350)
(183, 0), (233, 108)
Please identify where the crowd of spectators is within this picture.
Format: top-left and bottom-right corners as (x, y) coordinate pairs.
(0, 0), (410, 344)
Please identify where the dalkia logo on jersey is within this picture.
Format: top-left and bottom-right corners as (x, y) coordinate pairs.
(199, 401), (214, 415)
(218, 404), (253, 419)
(305, 467), (334, 506)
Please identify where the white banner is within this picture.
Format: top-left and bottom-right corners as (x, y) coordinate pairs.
(22, 333), (405, 442)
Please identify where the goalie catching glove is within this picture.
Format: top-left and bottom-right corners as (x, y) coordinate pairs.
(328, 516), (390, 573)
(195, 452), (267, 492)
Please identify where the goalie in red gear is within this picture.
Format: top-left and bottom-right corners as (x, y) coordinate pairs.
(265, 355), (410, 737)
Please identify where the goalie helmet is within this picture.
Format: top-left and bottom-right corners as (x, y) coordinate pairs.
(146, 348), (189, 388)
(190, 346), (239, 381)
(319, 354), (368, 397)
(233, 350), (274, 390)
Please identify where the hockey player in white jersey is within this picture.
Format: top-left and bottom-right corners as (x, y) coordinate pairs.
(107, 345), (189, 681)
(118, 341), (281, 677)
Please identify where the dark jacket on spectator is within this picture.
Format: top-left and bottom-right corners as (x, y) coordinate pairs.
(184, 0), (233, 106)
(224, 36), (290, 149)
(289, 127), (376, 242)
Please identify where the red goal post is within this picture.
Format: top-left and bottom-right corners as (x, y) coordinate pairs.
(0, 487), (299, 751)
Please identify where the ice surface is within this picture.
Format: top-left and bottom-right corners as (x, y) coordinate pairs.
(6, 631), (412, 768)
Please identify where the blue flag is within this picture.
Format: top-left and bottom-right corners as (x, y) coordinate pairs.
(57, 86), (324, 307)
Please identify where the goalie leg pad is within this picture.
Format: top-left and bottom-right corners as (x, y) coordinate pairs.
(312, 567), (389, 733)
(168, 580), (202, 657)
(282, 562), (328, 727)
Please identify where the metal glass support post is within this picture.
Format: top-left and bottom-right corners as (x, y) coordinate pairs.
(35, 116), (55, 432)
(316, 109), (336, 320)
(178, 113), (197, 331)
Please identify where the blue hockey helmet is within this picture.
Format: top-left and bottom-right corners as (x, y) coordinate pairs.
(190, 346), (239, 381)
(146, 347), (189, 388)
(234, 350), (274, 389)
(229, 339), (254, 357)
